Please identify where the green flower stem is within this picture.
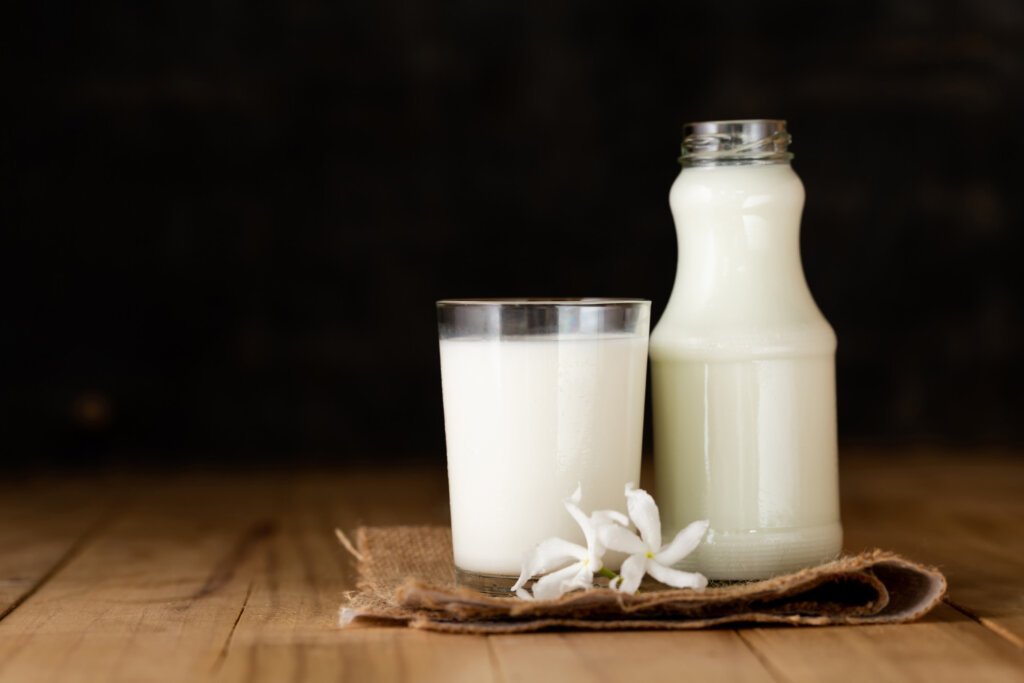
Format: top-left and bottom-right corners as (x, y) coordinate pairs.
(597, 567), (620, 581)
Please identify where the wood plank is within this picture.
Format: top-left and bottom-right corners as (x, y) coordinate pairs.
(216, 623), (499, 683)
(841, 450), (1024, 645)
(0, 451), (1019, 682)
(741, 603), (1024, 683)
(0, 478), (115, 620)
(490, 631), (777, 683)
(212, 468), (499, 683)
(209, 470), (375, 682)
(0, 476), (278, 683)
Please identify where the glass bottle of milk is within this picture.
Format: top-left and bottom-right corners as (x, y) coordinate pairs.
(651, 120), (842, 580)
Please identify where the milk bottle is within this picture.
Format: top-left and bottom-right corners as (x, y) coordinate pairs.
(651, 120), (842, 580)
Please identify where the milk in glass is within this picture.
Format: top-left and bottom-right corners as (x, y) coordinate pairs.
(438, 300), (649, 581)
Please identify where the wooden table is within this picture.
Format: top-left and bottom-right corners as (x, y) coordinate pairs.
(1, 448), (1022, 682)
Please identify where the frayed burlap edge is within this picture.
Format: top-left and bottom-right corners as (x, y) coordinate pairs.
(340, 525), (947, 634)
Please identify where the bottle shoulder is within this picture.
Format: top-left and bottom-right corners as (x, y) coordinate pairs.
(650, 319), (836, 361)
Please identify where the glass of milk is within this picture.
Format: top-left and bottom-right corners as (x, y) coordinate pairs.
(437, 298), (650, 594)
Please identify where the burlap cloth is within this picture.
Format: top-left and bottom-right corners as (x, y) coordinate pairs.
(339, 526), (946, 634)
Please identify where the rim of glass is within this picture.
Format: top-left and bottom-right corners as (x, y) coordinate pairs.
(437, 297), (650, 307)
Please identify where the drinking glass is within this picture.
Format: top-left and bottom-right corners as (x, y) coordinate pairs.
(437, 298), (651, 594)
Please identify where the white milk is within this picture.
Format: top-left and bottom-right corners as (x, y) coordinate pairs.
(440, 334), (647, 575)
(651, 160), (842, 579)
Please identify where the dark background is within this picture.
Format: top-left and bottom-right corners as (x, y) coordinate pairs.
(5, 1), (1023, 470)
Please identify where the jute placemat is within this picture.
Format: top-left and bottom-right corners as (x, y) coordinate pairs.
(339, 526), (946, 634)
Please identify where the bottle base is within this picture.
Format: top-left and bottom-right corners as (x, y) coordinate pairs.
(677, 522), (843, 581)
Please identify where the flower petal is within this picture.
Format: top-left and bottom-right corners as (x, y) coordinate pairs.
(567, 565), (594, 592)
(598, 524), (648, 555)
(531, 562), (585, 600)
(655, 519), (709, 566)
(564, 492), (599, 560)
(587, 510), (629, 557)
(569, 482), (583, 505)
(510, 537), (587, 592)
(646, 560), (708, 590)
(614, 553), (647, 594)
(625, 484), (662, 552)
(591, 509), (630, 527)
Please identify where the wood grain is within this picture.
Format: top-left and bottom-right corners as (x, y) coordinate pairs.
(212, 469), (467, 683)
(741, 603), (1024, 683)
(0, 478), (113, 621)
(0, 451), (1020, 682)
(491, 631), (777, 683)
(0, 477), (275, 683)
(842, 450), (1024, 646)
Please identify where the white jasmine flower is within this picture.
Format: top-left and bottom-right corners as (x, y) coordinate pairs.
(598, 483), (709, 594)
(511, 485), (628, 600)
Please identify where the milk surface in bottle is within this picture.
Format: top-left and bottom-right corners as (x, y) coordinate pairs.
(651, 120), (842, 580)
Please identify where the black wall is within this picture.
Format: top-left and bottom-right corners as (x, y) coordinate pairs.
(6, 1), (1023, 468)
